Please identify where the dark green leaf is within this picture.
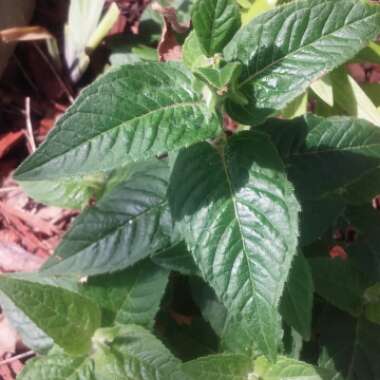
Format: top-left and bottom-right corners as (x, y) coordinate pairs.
(183, 354), (252, 380)
(280, 253), (313, 340)
(14, 62), (220, 182)
(152, 241), (199, 276)
(309, 257), (370, 316)
(318, 306), (380, 380)
(0, 276), (100, 356)
(259, 114), (380, 200)
(299, 199), (344, 246)
(169, 132), (300, 360)
(42, 160), (175, 276)
(192, 0), (241, 57)
(224, 0), (380, 124)
(80, 259), (169, 328)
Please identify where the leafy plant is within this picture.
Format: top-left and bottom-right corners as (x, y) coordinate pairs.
(5, 0), (380, 378)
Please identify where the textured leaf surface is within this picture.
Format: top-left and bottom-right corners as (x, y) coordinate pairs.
(309, 258), (370, 316)
(259, 114), (380, 200)
(169, 132), (299, 359)
(330, 67), (380, 126)
(0, 276), (100, 355)
(0, 293), (53, 353)
(192, 0), (241, 56)
(318, 307), (380, 380)
(183, 354), (252, 380)
(18, 354), (95, 380)
(42, 160), (174, 276)
(280, 254), (313, 340)
(256, 356), (330, 380)
(224, 0), (380, 124)
(80, 259), (169, 328)
(14, 62), (220, 181)
(94, 325), (187, 380)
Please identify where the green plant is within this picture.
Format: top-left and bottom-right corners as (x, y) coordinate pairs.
(5, 0), (380, 378)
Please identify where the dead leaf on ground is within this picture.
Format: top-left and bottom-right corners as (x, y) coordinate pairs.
(0, 316), (19, 357)
(152, 2), (190, 62)
(0, 241), (45, 272)
(0, 25), (52, 43)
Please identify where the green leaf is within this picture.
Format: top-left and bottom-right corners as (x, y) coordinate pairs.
(280, 253), (313, 340)
(151, 241), (199, 276)
(14, 62), (220, 182)
(280, 93), (308, 120)
(255, 356), (331, 380)
(0, 294), (54, 353)
(169, 132), (300, 360)
(258, 114), (380, 200)
(299, 198), (344, 247)
(224, 0), (380, 125)
(18, 354), (95, 380)
(42, 160), (175, 276)
(183, 354), (252, 380)
(194, 62), (242, 92)
(192, 0), (241, 57)
(241, 0), (274, 25)
(310, 76), (334, 107)
(318, 306), (380, 380)
(182, 31), (210, 70)
(309, 257), (370, 316)
(364, 283), (380, 325)
(0, 276), (100, 356)
(93, 325), (187, 380)
(17, 163), (132, 209)
(351, 41), (380, 65)
(80, 259), (169, 328)
(330, 67), (380, 126)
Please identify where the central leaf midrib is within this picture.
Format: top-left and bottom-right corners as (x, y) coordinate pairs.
(220, 154), (255, 301)
(238, 4), (377, 89)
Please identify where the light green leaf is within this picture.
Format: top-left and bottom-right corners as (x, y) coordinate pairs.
(182, 31), (210, 70)
(169, 132), (300, 360)
(318, 306), (380, 380)
(280, 253), (313, 340)
(309, 258), (370, 316)
(351, 41), (380, 64)
(195, 62), (242, 91)
(258, 114), (380, 200)
(0, 276), (100, 356)
(17, 164), (133, 209)
(310, 76), (334, 107)
(241, 0), (275, 25)
(362, 83), (380, 109)
(42, 160), (175, 276)
(18, 354), (95, 380)
(224, 0), (380, 125)
(281, 93), (308, 119)
(192, 0), (241, 56)
(80, 259), (169, 328)
(93, 325), (187, 380)
(330, 67), (380, 126)
(183, 354), (252, 380)
(255, 356), (331, 380)
(14, 62), (220, 182)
